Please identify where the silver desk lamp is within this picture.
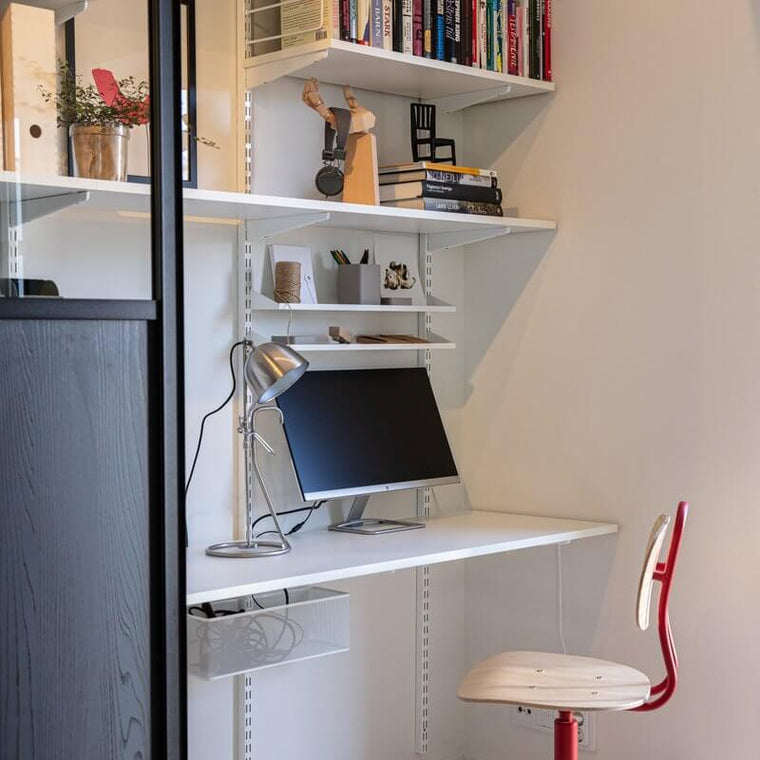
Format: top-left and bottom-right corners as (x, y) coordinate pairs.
(206, 341), (309, 558)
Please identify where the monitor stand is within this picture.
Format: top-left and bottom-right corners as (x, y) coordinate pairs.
(329, 495), (425, 535)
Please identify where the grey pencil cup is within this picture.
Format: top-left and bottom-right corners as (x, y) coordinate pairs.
(337, 264), (381, 305)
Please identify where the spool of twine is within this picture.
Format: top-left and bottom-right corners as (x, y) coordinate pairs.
(273, 261), (302, 303)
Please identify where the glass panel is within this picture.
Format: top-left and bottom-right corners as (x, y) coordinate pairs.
(0, 0), (164, 301)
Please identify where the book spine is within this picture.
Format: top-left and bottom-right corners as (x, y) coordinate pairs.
(529, 0), (539, 78)
(426, 169), (497, 186)
(507, 0), (517, 74)
(357, 0), (370, 42)
(435, 0), (446, 59)
(370, 0), (384, 45)
(413, 0), (423, 54)
(521, 0), (530, 77)
(424, 198), (504, 216)
(495, 0), (503, 72)
(332, 0), (341, 37)
(350, 0), (358, 41)
(444, 0), (455, 62)
(340, 0), (351, 39)
(543, 0), (551, 80)
(485, 0), (493, 69)
(515, 1), (524, 75)
(281, 0), (331, 49)
(423, 0), (433, 56)
(402, 0), (414, 52)
(460, 0), (468, 65)
(477, 0), (487, 68)
(382, 0), (393, 48)
(393, 0), (402, 50)
(422, 181), (503, 204)
(470, 0), (478, 66)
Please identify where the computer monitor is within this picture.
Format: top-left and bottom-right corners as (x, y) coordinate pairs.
(276, 367), (459, 534)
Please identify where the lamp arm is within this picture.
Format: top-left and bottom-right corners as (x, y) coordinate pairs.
(249, 405), (291, 550)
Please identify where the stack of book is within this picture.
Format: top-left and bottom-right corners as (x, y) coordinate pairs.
(379, 162), (504, 216)
(251, 0), (552, 82)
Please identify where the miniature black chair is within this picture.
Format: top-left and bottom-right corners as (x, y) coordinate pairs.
(410, 103), (456, 164)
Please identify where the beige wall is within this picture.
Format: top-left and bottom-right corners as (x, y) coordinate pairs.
(460, 1), (760, 757)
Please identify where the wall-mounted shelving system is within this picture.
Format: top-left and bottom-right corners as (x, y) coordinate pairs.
(233, 30), (559, 759)
(0, 172), (554, 246)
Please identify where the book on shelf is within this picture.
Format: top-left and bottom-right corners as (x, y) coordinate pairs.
(423, 0), (433, 56)
(379, 180), (503, 204)
(507, 0), (517, 74)
(370, 0), (384, 46)
(380, 160), (497, 175)
(413, 0), (423, 54)
(435, 0), (445, 60)
(380, 167), (498, 186)
(382, 197), (504, 216)
(382, 0), (393, 47)
(543, 0), (552, 81)
(357, 0), (371, 43)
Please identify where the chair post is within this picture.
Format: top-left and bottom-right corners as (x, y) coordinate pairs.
(554, 711), (578, 760)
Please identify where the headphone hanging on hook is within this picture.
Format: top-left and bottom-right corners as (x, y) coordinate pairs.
(315, 107), (351, 198)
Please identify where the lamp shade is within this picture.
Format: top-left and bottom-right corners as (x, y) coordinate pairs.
(245, 342), (309, 404)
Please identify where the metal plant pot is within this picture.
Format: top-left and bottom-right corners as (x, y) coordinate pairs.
(69, 123), (130, 181)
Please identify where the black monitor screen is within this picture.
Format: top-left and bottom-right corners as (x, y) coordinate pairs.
(276, 368), (459, 500)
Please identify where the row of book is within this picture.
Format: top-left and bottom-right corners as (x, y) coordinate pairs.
(255, 0), (552, 82)
(340, 0), (551, 79)
(378, 161), (504, 216)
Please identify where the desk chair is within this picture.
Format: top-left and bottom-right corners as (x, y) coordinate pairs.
(410, 103), (456, 164)
(459, 501), (688, 760)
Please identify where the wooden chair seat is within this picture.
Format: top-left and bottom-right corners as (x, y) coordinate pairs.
(458, 651), (651, 712)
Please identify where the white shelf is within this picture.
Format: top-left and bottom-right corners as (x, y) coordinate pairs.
(187, 510), (618, 603)
(0, 172), (555, 242)
(21, 0), (89, 24)
(253, 292), (456, 313)
(244, 39), (554, 111)
(275, 331), (454, 352)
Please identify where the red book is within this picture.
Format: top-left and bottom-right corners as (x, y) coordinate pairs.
(471, 0), (478, 66)
(507, 0), (517, 74)
(543, 0), (552, 80)
(413, 0), (424, 54)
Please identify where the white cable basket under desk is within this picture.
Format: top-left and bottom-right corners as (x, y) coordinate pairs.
(188, 586), (349, 680)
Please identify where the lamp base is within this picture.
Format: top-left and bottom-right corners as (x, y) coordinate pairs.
(205, 539), (291, 558)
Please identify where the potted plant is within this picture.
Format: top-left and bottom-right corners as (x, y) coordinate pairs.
(40, 62), (150, 181)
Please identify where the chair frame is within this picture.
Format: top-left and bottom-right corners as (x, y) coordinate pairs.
(554, 501), (689, 760)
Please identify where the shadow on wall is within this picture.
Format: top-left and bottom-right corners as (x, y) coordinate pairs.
(465, 533), (618, 666)
(463, 92), (552, 201)
(462, 229), (555, 403)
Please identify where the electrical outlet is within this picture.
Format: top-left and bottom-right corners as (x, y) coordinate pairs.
(512, 706), (596, 752)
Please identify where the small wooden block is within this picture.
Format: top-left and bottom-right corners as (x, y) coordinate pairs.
(343, 132), (379, 206)
(328, 325), (353, 344)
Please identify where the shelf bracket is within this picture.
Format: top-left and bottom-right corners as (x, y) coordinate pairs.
(4, 191), (90, 226)
(427, 226), (511, 252)
(55, 0), (88, 25)
(245, 50), (329, 90)
(247, 211), (330, 241)
(428, 85), (513, 114)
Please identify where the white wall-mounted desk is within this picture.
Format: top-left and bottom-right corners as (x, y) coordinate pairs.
(187, 510), (617, 604)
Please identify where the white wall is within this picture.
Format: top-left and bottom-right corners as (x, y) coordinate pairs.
(459, 1), (760, 757)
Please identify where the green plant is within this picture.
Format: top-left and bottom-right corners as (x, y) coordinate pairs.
(40, 61), (149, 128)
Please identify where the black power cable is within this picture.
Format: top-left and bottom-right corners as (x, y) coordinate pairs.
(185, 339), (249, 500)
